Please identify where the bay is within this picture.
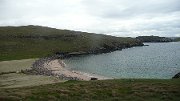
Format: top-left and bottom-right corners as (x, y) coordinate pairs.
(64, 42), (180, 79)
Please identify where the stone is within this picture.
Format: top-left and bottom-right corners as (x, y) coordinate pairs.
(91, 77), (98, 80)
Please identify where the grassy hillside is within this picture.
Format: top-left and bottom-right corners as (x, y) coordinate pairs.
(0, 79), (179, 101)
(0, 25), (143, 61)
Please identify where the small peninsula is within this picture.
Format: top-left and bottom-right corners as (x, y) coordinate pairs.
(136, 36), (173, 42)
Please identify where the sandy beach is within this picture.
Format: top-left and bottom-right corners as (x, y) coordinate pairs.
(42, 59), (109, 81)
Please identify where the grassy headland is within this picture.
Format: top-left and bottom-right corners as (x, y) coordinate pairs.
(136, 36), (173, 42)
(0, 25), (143, 61)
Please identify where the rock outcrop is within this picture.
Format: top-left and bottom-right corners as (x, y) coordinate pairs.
(23, 55), (89, 80)
(172, 72), (180, 79)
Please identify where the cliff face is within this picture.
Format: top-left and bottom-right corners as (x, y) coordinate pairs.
(0, 25), (143, 61)
(136, 36), (173, 42)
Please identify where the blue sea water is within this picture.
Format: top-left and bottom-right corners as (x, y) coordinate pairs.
(64, 42), (180, 79)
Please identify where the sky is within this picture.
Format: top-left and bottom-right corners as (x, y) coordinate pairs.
(0, 0), (180, 37)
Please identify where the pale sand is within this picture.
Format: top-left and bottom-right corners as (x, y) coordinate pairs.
(42, 59), (110, 80)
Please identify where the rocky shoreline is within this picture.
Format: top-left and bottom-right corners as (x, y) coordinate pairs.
(56, 42), (144, 57)
(23, 43), (144, 81)
(23, 55), (109, 81)
(23, 55), (81, 80)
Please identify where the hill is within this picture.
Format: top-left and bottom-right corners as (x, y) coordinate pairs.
(0, 25), (143, 61)
(174, 37), (180, 42)
(136, 36), (173, 42)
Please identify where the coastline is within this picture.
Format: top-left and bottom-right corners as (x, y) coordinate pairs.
(25, 40), (145, 81)
(29, 56), (110, 81)
(46, 59), (111, 80)
(44, 59), (90, 80)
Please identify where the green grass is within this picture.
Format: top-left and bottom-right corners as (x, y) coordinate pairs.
(0, 59), (36, 73)
(0, 73), (65, 88)
(0, 25), (143, 61)
(0, 79), (179, 101)
(0, 59), (65, 88)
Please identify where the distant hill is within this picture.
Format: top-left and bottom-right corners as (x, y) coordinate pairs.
(136, 36), (173, 42)
(174, 37), (180, 42)
(0, 25), (143, 61)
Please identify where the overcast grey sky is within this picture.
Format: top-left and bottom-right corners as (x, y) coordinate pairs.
(0, 0), (180, 37)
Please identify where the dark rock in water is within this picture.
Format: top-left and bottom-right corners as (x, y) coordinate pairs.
(172, 72), (180, 79)
(91, 77), (98, 80)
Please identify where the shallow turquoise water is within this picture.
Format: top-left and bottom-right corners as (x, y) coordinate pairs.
(64, 42), (180, 79)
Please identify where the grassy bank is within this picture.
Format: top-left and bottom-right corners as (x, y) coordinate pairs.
(0, 25), (143, 61)
(0, 79), (179, 101)
(0, 59), (65, 88)
(0, 59), (36, 73)
(0, 73), (65, 88)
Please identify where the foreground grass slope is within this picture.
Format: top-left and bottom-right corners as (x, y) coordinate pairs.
(0, 25), (143, 61)
(0, 79), (179, 101)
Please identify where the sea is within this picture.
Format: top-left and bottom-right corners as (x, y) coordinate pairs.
(64, 42), (180, 79)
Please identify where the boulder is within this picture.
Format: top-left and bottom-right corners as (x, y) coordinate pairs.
(91, 77), (98, 80)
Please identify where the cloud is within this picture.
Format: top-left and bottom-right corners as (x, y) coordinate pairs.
(0, 0), (179, 37)
(82, 0), (180, 18)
